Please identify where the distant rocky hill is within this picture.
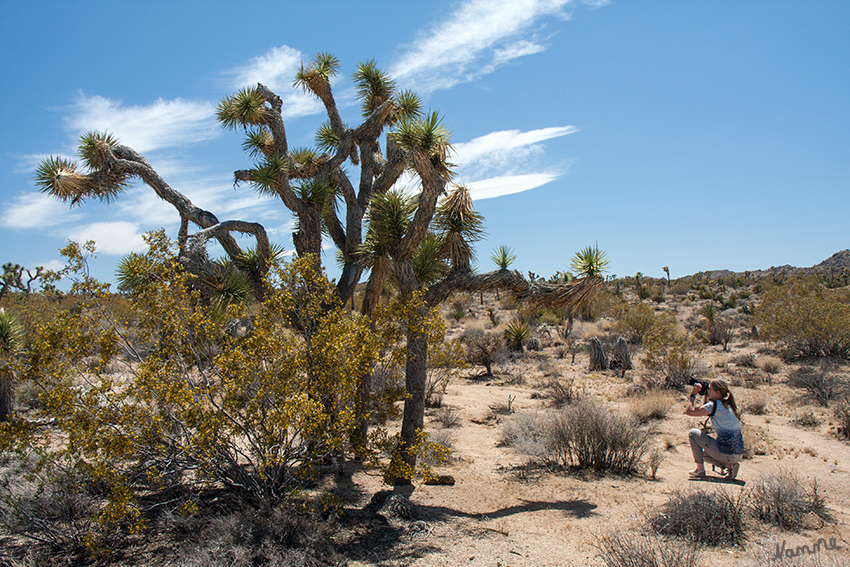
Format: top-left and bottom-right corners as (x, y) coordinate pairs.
(694, 250), (850, 280)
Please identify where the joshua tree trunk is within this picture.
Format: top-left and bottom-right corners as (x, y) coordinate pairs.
(0, 371), (11, 422)
(589, 336), (608, 371)
(609, 337), (632, 378)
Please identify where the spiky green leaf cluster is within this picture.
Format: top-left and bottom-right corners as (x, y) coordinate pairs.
(290, 148), (324, 177)
(35, 156), (85, 201)
(315, 121), (340, 152)
(504, 319), (530, 352)
(491, 245), (517, 271)
(294, 52), (340, 97)
(571, 244), (609, 278)
(433, 184), (485, 267)
(241, 129), (274, 159)
(35, 133), (130, 206)
(392, 111), (453, 174)
(78, 131), (121, 169)
(217, 87), (268, 130)
(249, 156), (290, 196)
(295, 177), (338, 206)
(412, 233), (449, 285)
(234, 243), (286, 277)
(0, 309), (23, 353)
(354, 60), (396, 117)
(116, 252), (159, 294)
(365, 189), (416, 249)
(395, 90), (423, 122)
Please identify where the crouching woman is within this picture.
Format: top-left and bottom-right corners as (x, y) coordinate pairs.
(686, 378), (744, 480)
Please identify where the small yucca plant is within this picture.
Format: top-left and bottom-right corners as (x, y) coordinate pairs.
(0, 308), (22, 354)
(504, 319), (530, 352)
(0, 308), (23, 421)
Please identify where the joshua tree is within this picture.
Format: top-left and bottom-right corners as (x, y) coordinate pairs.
(569, 244), (608, 320)
(662, 266), (670, 286)
(634, 271), (648, 300)
(0, 263), (52, 300)
(37, 54), (605, 482)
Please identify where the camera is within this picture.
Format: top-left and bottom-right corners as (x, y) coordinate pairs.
(689, 377), (709, 396)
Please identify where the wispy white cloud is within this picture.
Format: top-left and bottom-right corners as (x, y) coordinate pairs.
(231, 45), (303, 92)
(467, 173), (561, 200)
(454, 126), (577, 170)
(0, 192), (81, 229)
(114, 187), (181, 230)
(453, 125), (576, 186)
(65, 95), (218, 153)
(391, 0), (576, 92)
(228, 45), (325, 120)
(68, 221), (147, 255)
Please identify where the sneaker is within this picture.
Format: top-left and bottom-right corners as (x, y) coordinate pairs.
(725, 463), (740, 480)
(689, 468), (707, 478)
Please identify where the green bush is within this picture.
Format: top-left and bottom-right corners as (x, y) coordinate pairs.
(755, 279), (850, 358)
(786, 361), (848, 406)
(0, 236), (383, 552)
(613, 302), (657, 344)
(642, 313), (704, 388)
(460, 329), (507, 376)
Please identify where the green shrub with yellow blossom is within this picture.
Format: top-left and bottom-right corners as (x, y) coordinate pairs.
(0, 231), (417, 553)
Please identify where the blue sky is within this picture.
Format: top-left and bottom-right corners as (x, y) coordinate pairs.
(1, 0), (848, 286)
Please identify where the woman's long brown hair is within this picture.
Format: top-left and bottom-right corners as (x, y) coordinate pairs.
(709, 378), (741, 420)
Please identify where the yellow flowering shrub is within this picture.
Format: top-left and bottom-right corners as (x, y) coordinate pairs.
(0, 233), (383, 551)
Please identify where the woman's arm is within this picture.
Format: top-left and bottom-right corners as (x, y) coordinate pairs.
(685, 384), (710, 416)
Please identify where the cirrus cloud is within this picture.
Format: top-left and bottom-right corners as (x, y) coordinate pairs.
(65, 95), (218, 153)
(391, 0), (577, 92)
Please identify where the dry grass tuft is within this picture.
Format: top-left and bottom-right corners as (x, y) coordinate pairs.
(757, 355), (783, 375)
(628, 390), (675, 423)
(744, 390), (770, 415)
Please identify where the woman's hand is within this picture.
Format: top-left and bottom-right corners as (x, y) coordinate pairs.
(690, 384), (702, 397)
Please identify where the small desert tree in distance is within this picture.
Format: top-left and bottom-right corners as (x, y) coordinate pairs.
(491, 245), (517, 270)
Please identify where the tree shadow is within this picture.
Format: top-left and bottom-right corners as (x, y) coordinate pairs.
(421, 497), (598, 521)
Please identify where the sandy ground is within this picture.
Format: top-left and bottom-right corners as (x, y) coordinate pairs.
(336, 294), (850, 567)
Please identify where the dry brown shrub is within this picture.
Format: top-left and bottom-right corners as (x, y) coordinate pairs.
(749, 468), (829, 531)
(628, 390), (674, 423)
(649, 487), (746, 546)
